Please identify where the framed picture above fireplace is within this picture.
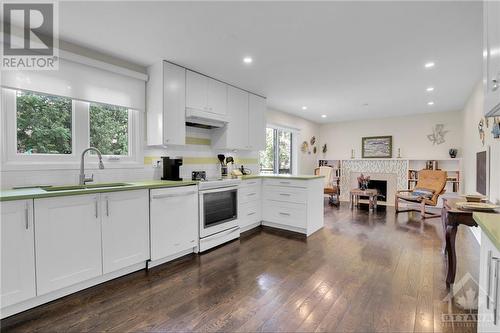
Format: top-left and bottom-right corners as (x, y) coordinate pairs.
(362, 136), (393, 158)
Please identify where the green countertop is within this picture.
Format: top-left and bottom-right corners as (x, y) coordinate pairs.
(474, 212), (500, 251)
(241, 174), (324, 180)
(0, 180), (198, 202)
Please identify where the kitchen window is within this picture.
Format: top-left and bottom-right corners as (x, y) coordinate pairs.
(259, 126), (295, 175)
(1, 88), (142, 169)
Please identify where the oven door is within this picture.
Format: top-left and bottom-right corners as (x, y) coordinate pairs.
(199, 186), (238, 238)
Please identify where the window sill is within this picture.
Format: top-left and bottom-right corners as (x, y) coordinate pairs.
(1, 160), (145, 172)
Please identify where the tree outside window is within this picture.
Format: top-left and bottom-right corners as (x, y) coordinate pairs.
(16, 90), (72, 154)
(89, 103), (129, 156)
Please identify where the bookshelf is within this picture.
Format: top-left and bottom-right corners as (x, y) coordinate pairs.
(407, 158), (462, 193)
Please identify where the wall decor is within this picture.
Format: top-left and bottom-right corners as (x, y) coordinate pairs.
(310, 136), (316, 146)
(313, 146), (317, 154)
(427, 124), (448, 145)
(492, 117), (500, 139)
(301, 141), (309, 153)
(361, 136), (392, 158)
(449, 148), (458, 159)
(322, 143), (327, 154)
(478, 119), (485, 146)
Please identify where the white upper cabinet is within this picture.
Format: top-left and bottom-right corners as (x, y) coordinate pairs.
(207, 78), (227, 116)
(186, 70), (228, 118)
(147, 61), (186, 146)
(186, 70), (208, 111)
(1, 200), (36, 308)
(248, 94), (267, 151)
(34, 195), (102, 295)
(484, 1), (500, 116)
(101, 190), (149, 274)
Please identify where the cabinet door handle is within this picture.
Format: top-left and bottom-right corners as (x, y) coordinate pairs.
(279, 212), (291, 216)
(247, 192), (256, 197)
(494, 258), (499, 325)
(493, 78), (499, 92)
(488, 250), (493, 309)
(152, 191), (197, 199)
(247, 211), (256, 216)
(279, 193), (291, 196)
(106, 198), (109, 217)
(24, 202), (29, 230)
(95, 199), (98, 218)
(279, 181), (291, 185)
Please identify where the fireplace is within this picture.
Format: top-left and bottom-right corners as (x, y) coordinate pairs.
(367, 180), (387, 202)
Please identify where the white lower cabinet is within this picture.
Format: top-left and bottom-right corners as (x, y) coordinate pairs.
(101, 190), (149, 274)
(150, 186), (198, 261)
(34, 195), (103, 295)
(478, 229), (500, 332)
(238, 179), (262, 232)
(1, 200), (36, 307)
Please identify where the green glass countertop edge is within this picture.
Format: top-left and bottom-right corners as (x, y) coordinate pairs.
(474, 212), (500, 252)
(241, 174), (324, 180)
(0, 180), (198, 202)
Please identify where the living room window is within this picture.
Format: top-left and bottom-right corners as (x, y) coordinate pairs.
(260, 126), (295, 174)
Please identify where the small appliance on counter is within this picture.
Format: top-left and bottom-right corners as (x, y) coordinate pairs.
(217, 154), (227, 178)
(161, 156), (183, 181)
(192, 171), (207, 181)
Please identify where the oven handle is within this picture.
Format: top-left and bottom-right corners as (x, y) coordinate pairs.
(152, 191), (197, 200)
(199, 186), (239, 194)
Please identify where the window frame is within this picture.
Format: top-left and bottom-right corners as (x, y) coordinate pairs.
(259, 124), (298, 175)
(1, 88), (143, 171)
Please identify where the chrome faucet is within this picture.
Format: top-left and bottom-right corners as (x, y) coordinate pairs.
(79, 147), (105, 185)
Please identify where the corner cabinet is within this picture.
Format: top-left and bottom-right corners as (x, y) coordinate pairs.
(484, 0), (500, 116)
(34, 195), (103, 295)
(212, 87), (267, 151)
(147, 61), (186, 146)
(1, 200), (36, 308)
(101, 190), (149, 274)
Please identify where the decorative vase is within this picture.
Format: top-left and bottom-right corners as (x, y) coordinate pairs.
(449, 148), (458, 159)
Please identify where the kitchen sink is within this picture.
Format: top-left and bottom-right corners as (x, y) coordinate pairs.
(43, 182), (131, 192)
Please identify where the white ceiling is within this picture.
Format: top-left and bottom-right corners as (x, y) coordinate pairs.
(58, 1), (483, 123)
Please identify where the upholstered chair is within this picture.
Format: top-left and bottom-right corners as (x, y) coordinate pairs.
(315, 166), (340, 206)
(395, 169), (447, 219)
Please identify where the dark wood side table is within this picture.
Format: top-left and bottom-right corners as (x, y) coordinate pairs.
(442, 198), (499, 289)
(350, 188), (378, 212)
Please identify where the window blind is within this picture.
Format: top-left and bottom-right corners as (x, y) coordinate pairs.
(1, 58), (145, 111)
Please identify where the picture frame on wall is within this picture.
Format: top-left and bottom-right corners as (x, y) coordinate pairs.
(362, 136), (393, 158)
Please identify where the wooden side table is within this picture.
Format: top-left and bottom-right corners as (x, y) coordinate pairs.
(350, 188), (379, 212)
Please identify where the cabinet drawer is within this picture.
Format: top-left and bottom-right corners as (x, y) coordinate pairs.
(263, 186), (307, 204)
(240, 179), (261, 188)
(239, 201), (261, 228)
(263, 201), (306, 229)
(263, 178), (307, 188)
(239, 185), (261, 204)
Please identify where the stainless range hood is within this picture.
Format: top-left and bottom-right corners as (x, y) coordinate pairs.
(185, 107), (228, 129)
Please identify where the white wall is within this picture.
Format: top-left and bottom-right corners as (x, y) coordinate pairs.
(319, 110), (463, 160)
(462, 82), (500, 204)
(266, 108), (321, 175)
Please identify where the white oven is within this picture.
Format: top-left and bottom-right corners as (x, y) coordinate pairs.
(198, 179), (240, 251)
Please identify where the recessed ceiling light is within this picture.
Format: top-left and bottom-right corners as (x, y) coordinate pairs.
(301, 106), (307, 110)
(427, 101), (435, 106)
(424, 62), (435, 68)
(426, 87), (434, 92)
(321, 115), (327, 118)
(243, 56), (253, 64)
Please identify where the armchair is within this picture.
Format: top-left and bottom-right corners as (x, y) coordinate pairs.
(315, 166), (340, 206)
(395, 169), (447, 219)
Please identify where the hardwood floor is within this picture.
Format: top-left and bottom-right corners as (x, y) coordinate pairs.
(2, 202), (479, 332)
